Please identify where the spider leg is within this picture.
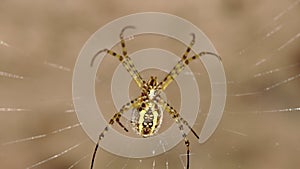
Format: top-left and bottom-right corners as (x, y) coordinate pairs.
(158, 97), (199, 139)
(90, 96), (143, 169)
(90, 26), (144, 88)
(161, 34), (221, 91)
(160, 33), (195, 90)
(158, 97), (199, 169)
(120, 25), (135, 57)
(119, 26), (145, 87)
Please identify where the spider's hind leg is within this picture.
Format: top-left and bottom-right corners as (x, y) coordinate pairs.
(158, 97), (199, 169)
(90, 97), (142, 169)
(159, 98), (199, 139)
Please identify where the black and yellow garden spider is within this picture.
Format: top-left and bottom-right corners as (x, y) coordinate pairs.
(90, 26), (221, 169)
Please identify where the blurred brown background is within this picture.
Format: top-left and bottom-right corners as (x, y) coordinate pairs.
(0, 0), (300, 169)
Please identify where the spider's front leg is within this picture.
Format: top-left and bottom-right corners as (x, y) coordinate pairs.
(158, 97), (199, 169)
(90, 96), (143, 169)
(161, 33), (221, 91)
(90, 26), (144, 88)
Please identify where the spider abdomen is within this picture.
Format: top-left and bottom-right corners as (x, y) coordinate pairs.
(131, 101), (163, 137)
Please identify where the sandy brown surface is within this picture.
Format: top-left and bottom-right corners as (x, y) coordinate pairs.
(0, 0), (300, 169)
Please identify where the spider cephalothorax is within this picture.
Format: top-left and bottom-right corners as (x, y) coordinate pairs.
(89, 26), (221, 169)
(141, 76), (162, 99)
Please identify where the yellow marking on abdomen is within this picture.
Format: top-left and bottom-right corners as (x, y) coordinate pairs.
(138, 109), (146, 134)
(150, 110), (159, 134)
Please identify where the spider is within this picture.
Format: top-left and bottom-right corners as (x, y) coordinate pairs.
(89, 26), (221, 169)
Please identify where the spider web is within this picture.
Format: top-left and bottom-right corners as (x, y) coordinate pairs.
(1, 1), (300, 169)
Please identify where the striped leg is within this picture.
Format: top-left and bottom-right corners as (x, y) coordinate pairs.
(119, 25), (135, 58)
(90, 26), (144, 88)
(158, 97), (199, 169)
(90, 97), (142, 169)
(161, 33), (195, 90)
(161, 34), (221, 91)
(159, 97), (199, 139)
